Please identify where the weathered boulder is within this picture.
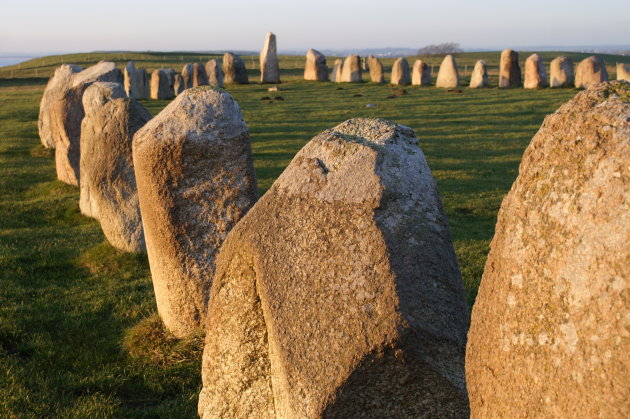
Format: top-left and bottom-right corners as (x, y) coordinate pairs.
(79, 82), (151, 252)
(173, 74), (185, 95)
(50, 61), (122, 186)
(39, 64), (83, 149)
(181, 64), (194, 89)
(193, 63), (209, 87)
(136, 68), (149, 100)
(617, 63), (630, 82)
(412, 59), (431, 86)
(132, 87), (258, 337)
(198, 118), (470, 418)
(150, 69), (174, 100)
(331, 59), (343, 82)
(340, 55), (362, 82)
(205, 59), (224, 87)
(524, 53), (548, 89)
(575, 56), (608, 89)
(466, 81), (630, 418)
(549, 56), (574, 88)
(124, 61), (144, 99)
(260, 32), (280, 83)
(368, 55), (385, 83)
(223, 52), (249, 84)
(390, 57), (411, 85)
(436, 54), (459, 88)
(304, 49), (328, 81)
(499, 49), (521, 88)
(469, 60), (488, 88)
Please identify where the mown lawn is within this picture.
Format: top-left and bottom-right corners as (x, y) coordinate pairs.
(0, 52), (589, 416)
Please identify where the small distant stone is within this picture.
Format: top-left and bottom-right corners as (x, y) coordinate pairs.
(365, 103), (376, 108)
(274, 96), (284, 101)
(268, 86), (279, 92)
(261, 96), (271, 100)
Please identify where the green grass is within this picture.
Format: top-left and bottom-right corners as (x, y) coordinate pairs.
(0, 50), (599, 416)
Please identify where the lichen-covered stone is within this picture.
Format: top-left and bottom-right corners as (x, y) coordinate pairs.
(368, 55), (385, 83)
(340, 55), (362, 82)
(181, 64), (194, 89)
(133, 87), (258, 337)
(79, 82), (151, 252)
(466, 81), (630, 418)
(390, 57), (411, 85)
(150, 69), (174, 100)
(499, 49), (521, 88)
(223, 52), (249, 84)
(123, 61), (145, 99)
(469, 60), (488, 88)
(575, 56), (609, 89)
(524, 53), (548, 89)
(205, 59), (224, 87)
(331, 58), (343, 83)
(550, 56), (574, 88)
(198, 118), (470, 418)
(39, 64), (83, 148)
(260, 32), (279, 83)
(304, 49), (328, 81)
(173, 74), (185, 95)
(49, 61), (123, 186)
(412, 59), (431, 86)
(436, 55), (459, 88)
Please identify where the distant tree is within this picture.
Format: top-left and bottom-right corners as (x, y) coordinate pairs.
(417, 43), (463, 57)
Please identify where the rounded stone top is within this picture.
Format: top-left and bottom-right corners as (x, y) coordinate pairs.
(72, 61), (118, 87)
(82, 82), (126, 110)
(329, 118), (418, 146)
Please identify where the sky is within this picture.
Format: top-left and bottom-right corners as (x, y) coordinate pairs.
(1, 0), (629, 55)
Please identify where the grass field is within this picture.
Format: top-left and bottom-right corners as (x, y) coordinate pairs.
(0, 51), (622, 416)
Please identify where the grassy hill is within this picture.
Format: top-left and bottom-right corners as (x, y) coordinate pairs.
(0, 51), (624, 416)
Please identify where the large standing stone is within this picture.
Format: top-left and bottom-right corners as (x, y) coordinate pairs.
(340, 55), (362, 82)
(205, 59), (224, 87)
(390, 57), (411, 85)
(412, 59), (431, 86)
(198, 118), (470, 418)
(436, 54), (459, 88)
(136, 68), (149, 100)
(549, 56), (574, 88)
(79, 82), (151, 252)
(181, 63), (194, 89)
(222, 52), (249, 84)
(173, 74), (185, 95)
(260, 32), (280, 83)
(132, 87), (258, 337)
(193, 63), (209, 87)
(466, 81), (630, 418)
(575, 56), (609, 89)
(499, 49), (521, 88)
(368, 55), (385, 83)
(150, 69), (174, 100)
(524, 53), (548, 89)
(49, 61), (123, 186)
(124, 61), (143, 99)
(39, 64), (83, 149)
(469, 60), (488, 88)
(331, 58), (343, 82)
(304, 49), (328, 81)
(617, 63), (630, 82)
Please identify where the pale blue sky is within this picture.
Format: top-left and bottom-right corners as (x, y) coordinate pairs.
(2, 0), (629, 54)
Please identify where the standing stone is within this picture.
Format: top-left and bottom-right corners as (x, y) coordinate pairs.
(136, 68), (149, 100)
(367, 55), (384, 83)
(436, 54), (459, 88)
(340, 55), (362, 82)
(79, 82), (151, 252)
(466, 81), (630, 418)
(331, 58), (343, 83)
(193, 63), (209, 87)
(412, 59), (431, 86)
(181, 63), (194, 89)
(304, 49), (328, 81)
(499, 49), (522, 88)
(469, 60), (488, 88)
(390, 57), (411, 85)
(39, 64), (83, 149)
(150, 69), (174, 100)
(222, 52), (249, 84)
(524, 53), (548, 89)
(198, 118), (470, 418)
(205, 59), (224, 87)
(173, 74), (185, 95)
(132, 87), (258, 337)
(575, 56), (609, 89)
(124, 61), (143, 99)
(49, 61), (123, 186)
(618, 63), (630, 82)
(260, 32), (280, 83)
(549, 56), (574, 88)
